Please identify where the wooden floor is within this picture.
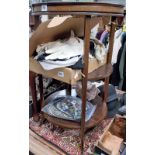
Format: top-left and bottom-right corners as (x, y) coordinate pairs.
(29, 129), (66, 155)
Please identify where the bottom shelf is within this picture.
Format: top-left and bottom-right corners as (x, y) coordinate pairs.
(42, 96), (107, 129)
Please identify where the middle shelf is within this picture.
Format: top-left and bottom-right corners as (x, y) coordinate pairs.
(30, 56), (113, 85)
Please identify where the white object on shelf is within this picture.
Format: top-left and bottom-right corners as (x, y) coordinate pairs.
(71, 88), (77, 97)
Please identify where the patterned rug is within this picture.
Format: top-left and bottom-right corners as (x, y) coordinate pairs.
(29, 118), (111, 155)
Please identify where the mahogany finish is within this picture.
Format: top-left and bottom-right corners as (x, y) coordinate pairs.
(80, 16), (91, 151)
(107, 22), (116, 63)
(103, 21), (116, 102)
(29, 71), (39, 121)
(41, 96), (107, 130)
(88, 63), (113, 81)
(32, 2), (124, 16)
(29, 1), (125, 153)
(38, 74), (44, 110)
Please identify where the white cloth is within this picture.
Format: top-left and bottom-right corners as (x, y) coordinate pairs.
(45, 37), (84, 60)
(35, 31), (84, 70)
(39, 56), (81, 70)
(35, 31), (107, 70)
(111, 29), (122, 64)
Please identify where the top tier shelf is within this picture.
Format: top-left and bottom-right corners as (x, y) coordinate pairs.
(31, 1), (125, 16)
(29, 15), (114, 84)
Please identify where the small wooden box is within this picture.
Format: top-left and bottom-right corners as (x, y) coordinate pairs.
(96, 115), (126, 155)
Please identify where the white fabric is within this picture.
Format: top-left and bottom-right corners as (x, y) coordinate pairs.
(39, 56), (80, 70)
(36, 41), (62, 53)
(35, 31), (107, 70)
(111, 29), (123, 64)
(35, 30), (84, 70)
(45, 37), (84, 60)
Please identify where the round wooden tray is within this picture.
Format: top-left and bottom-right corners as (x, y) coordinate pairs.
(41, 96), (107, 129)
(31, 1), (125, 16)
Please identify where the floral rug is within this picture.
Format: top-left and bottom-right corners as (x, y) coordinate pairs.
(29, 118), (111, 155)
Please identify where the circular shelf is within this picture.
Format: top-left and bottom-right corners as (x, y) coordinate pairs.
(42, 96), (107, 129)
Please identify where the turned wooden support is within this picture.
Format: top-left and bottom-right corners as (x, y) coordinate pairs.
(29, 71), (39, 122)
(80, 15), (91, 154)
(103, 19), (116, 102)
(38, 74), (44, 111)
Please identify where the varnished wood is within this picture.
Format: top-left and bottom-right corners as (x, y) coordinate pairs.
(29, 71), (39, 121)
(86, 96), (107, 128)
(103, 77), (109, 101)
(41, 96), (107, 130)
(32, 1), (125, 7)
(88, 63), (113, 81)
(33, 5), (123, 15)
(32, 11), (124, 17)
(102, 20), (116, 102)
(32, 1), (124, 16)
(42, 112), (80, 129)
(80, 16), (91, 152)
(29, 2), (125, 153)
(107, 21), (116, 63)
(29, 13), (41, 31)
(38, 74), (44, 111)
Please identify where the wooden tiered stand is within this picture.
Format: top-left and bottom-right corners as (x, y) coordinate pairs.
(29, 1), (125, 153)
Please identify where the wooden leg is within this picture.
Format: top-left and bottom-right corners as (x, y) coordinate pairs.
(38, 74), (45, 126)
(39, 113), (46, 126)
(103, 77), (109, 102)
(103, 19), (116, 102)
(38, 74), (44, 111)
(67, 84), (72, 96)
(29, 71), (39, 122)
(30, 15), (41, 31)
(80, 15), (91, 154)
(107, 19), (116, 63)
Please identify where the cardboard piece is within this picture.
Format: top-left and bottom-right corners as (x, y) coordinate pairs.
(29, 17), (85, 57)
(47, 15), (72, 28)
(30, 56), (106, 84)
(29, 17), (107, 84)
